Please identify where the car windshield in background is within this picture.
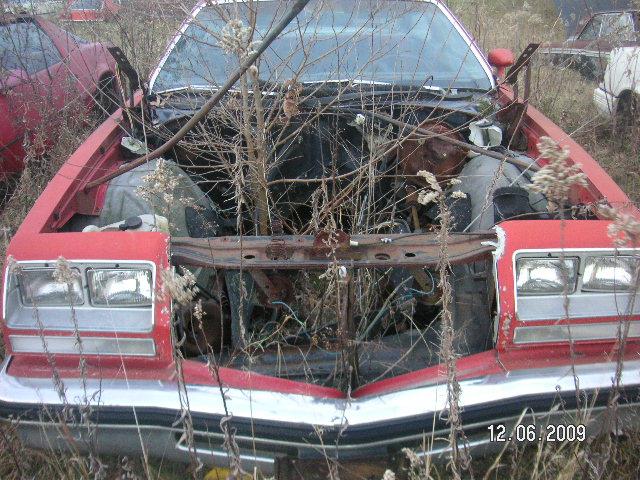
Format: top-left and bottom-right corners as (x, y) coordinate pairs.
(0, 21), (61, 74)
(152, 0), (492, 93)
(70, 0), (103, 10)
(600, 13), (637, 41)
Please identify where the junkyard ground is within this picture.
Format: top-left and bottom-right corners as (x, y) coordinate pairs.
(0, 0), (639, 478)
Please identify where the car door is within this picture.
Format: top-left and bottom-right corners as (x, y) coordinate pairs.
(594, 12), (637, 76)
(43, 19), (119, 116)
(37, 20), (97, 107)
(0, 19), (67, 176)
(572, 14), (605, 78)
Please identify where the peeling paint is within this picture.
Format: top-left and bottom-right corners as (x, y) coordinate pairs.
(482, 225), (506, 260)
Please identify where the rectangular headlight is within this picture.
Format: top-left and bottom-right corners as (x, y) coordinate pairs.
(18, 268), (83, 306)
(87, 269), (153, 307)
(583, 256), (639, 292)
(516, 257), (579, 295)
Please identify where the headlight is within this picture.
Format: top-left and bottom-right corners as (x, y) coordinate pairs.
(516, 258), (579, 295)
(18, 268), (83, 306)
(582, 256), (639, 292)
(88, 269), (153, 307)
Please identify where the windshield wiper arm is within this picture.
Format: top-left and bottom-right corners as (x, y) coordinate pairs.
(301, 79), (393, 86)
(153, 77), (283, 100)
(153, 85), (221, 95)
(302, 85), (480, 107)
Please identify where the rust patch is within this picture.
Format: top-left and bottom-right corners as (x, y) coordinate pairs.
(398, 121), (467, 185)
(171, 232), (496, 270)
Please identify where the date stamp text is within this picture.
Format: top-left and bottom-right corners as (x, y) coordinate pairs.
(488, 424), (586, 443)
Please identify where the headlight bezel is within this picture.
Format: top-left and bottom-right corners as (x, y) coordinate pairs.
(3, 260), (156, 333)
(514, 249), (640, 323)
(516, 252), (640, 297)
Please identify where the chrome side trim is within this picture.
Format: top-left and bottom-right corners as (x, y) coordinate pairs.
(174, 441), (275, 469)
(542, 47), (609, 59)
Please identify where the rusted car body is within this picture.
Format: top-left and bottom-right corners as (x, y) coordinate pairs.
(1, 0), (639, 475)
(543, 9), (639, 79)
(0, 13), (116, 179)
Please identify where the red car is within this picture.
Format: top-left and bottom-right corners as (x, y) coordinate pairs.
(61, 0), (122, 22)
(0, 14), (117, 180)
(543, 10), (639, 79)
(1, 0), (638, 475)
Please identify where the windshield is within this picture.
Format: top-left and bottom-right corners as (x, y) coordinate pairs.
(71, 0), (103, 10)
(152, 0), (492, 93)
(0, 21), (61, 75)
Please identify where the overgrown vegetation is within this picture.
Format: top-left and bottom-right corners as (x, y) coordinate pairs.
(1, 0), (639, 479)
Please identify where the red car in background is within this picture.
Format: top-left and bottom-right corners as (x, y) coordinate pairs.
(543, 10), (639, 79)
(0, 14), (117, 180)
(61, 0), (122, 22)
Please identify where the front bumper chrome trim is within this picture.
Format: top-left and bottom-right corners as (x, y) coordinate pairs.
(1, 358), (639, 427)
(1, 357), (639, 468)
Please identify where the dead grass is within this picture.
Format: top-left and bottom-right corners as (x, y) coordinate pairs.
(449, 0), (564, 52)
(0, 99), (95, 260)
(469, 430), (640, 480)
(450, 0), (640, 207)
(528, 64), (640, 203)
(59, 2), (188, 80)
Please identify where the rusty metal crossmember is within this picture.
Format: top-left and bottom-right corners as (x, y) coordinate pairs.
(171, 231), (497, 270)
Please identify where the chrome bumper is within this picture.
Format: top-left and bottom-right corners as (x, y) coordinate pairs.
(0, 357), (639, 473)
(593, 86), (617, 117)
